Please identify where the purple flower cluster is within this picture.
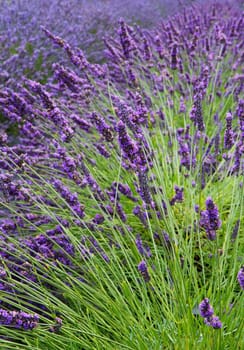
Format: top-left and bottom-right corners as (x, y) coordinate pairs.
(23, 224), (75, 265)
(198, 298), (222, 329)
(135, 234), (152, 258)
(117, 120), (142, 169)
(177, 126), (196, 170)
(0, 309), (39, 330)
(118, 19), (135, 59)
(224, 112), (235, 150)
(26, 80), (74, 142)
(170, 186), (184, 206)
(237, 266), (244, 290)
(200, 197), (221, 240)
(53, 179), (85, 218)
(138, 260), (150, 282)
(90, 112), (114, 142)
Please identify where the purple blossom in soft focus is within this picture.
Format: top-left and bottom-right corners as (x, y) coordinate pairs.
(137, 170), (153, 206)
(204, 315), (222, 329)
(199, 298), (214, 318)
(209, 316), (222, 329)
(90, 112), (114, 142)
(135, 234), (152, 258)
(224, 112), (235, 150)
(53, 179), (85, 218)
(0, 309), (39, 330)
(237, 266), (244, 290)
(92, 213), (105, 225)
(133, 205), (148, 227)
(170, 186), (184, 206)
(200, 197), (221, 240)
(138, 260), (150, 282)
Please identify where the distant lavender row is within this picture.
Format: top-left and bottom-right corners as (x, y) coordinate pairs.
(0, 0), (187, 84)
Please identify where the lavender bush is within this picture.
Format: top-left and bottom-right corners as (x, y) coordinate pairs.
(0, 1), (243, 349)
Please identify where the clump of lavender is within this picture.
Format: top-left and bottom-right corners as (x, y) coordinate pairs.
(0, 1), (243, 348)
(199, 298), (222, 329)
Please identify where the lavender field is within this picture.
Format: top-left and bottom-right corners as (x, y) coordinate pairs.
(0, 0), (243, 349)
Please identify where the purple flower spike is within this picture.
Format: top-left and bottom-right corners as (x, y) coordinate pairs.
(117, 120), (141, 167)
(133, 205), (148, 227)
(237, 266), (244, 290)
(224, 112), (235, 150)
(138, 260), (150, 282)
(92, 214), (105, 225)
(179, 96), (186, 113)
(199, 298), (214, 318)
(170, 43), (178, 70)
(0, 309), (39, 330)
(135, 234), (152, 258)
(190, 90), (205, 132)
(200, 197), (221, 240)
(118, 19), (136, 59)
(53, 179), (85, 218)
(90, 112), (114, 142)
(204, 315), (222, 329)
(210, 316), (222, 329)
(170, 186), (184, 206)
(137, 171), (153, 206)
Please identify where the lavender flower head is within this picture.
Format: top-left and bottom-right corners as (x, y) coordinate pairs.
(237, 266), (244, 290)
(170, 185), (184, 206)
(170, 43), (178, 70)
(200, 197), (221, 240)
(0, 309), (39, 330)
(118, 19), (135, 59)
(138, 260), (150, 282)
(204, 315), (222, 329)
(199, 298), (214, 318)
(117, 120), (141, 168)
(224, 112), (235, 150)
(208, 316), (222, 329)
(135, 234), (152, 258)
(90, 112), (114, 142)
